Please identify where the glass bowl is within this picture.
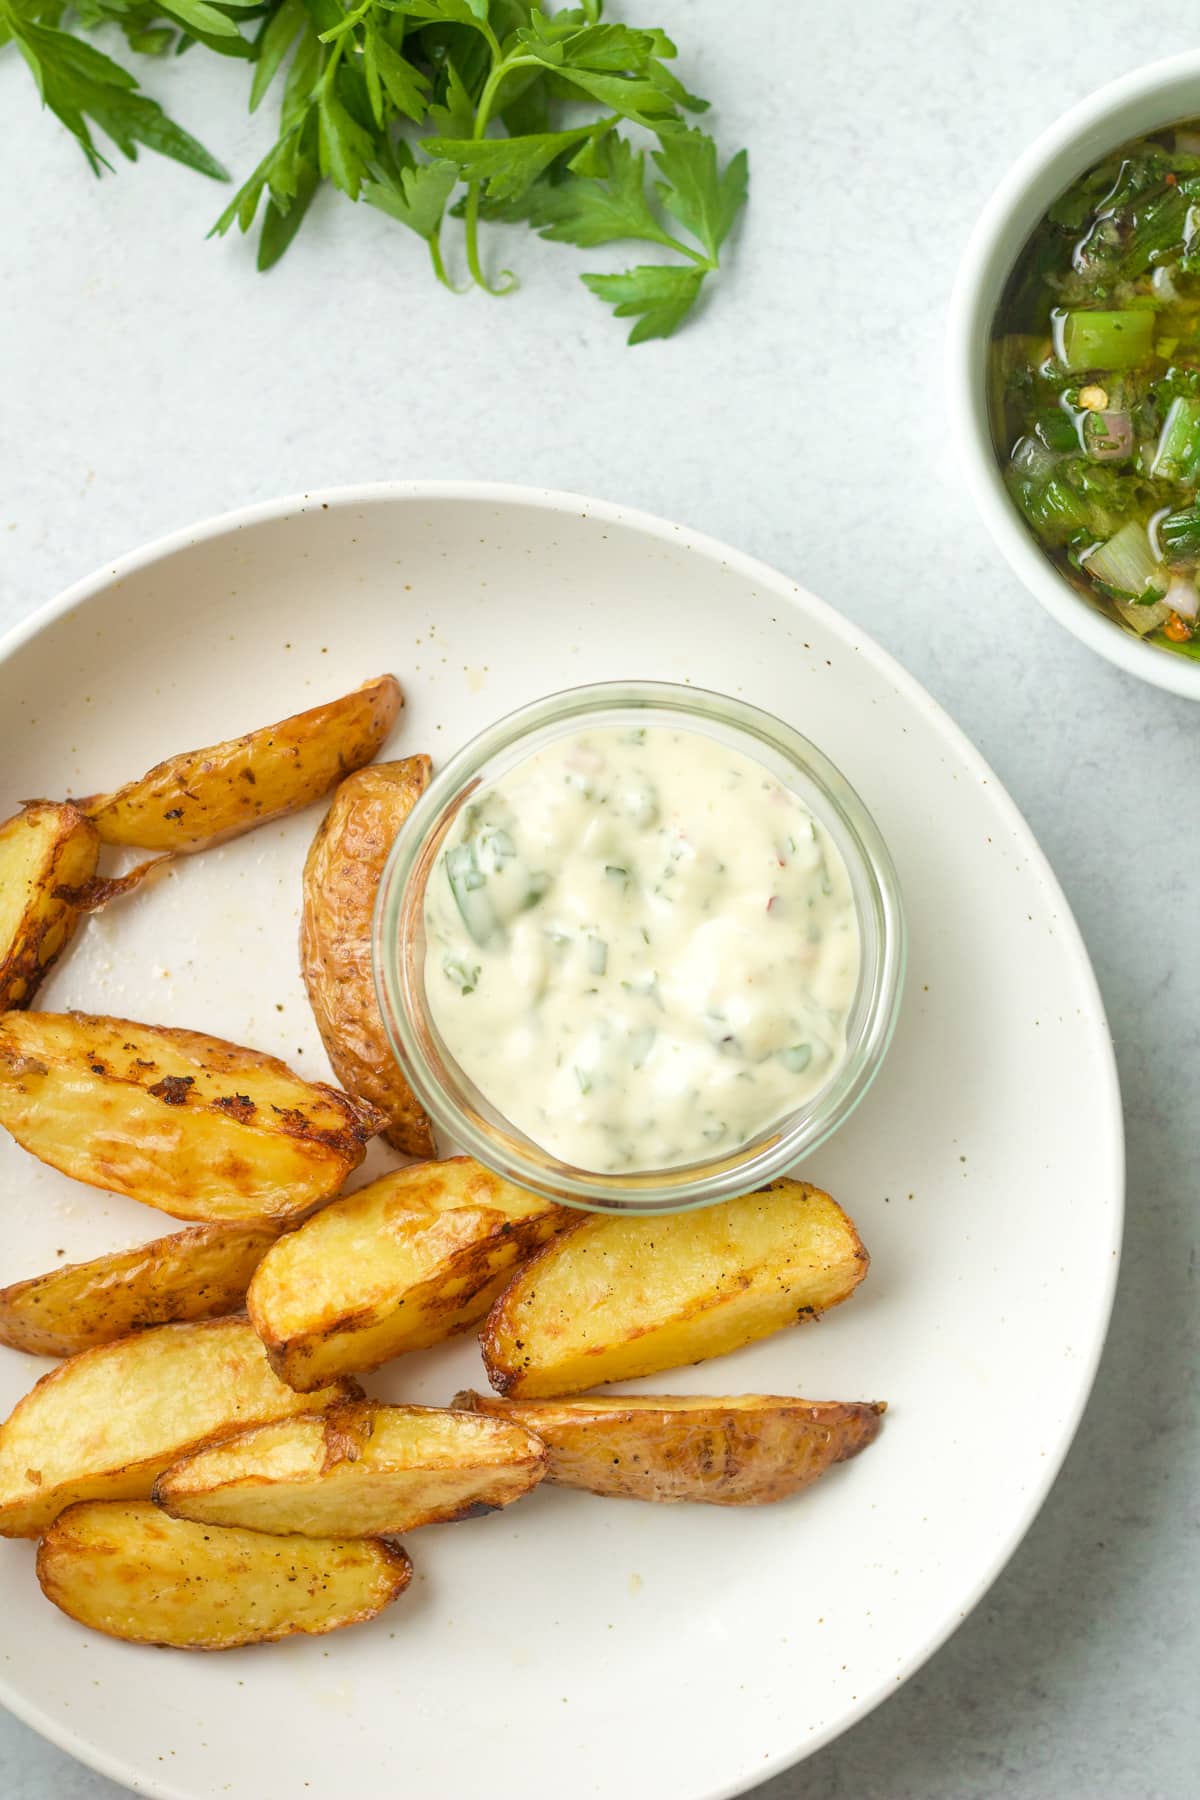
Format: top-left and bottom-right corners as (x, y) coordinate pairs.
(373, 680), (905, 1213)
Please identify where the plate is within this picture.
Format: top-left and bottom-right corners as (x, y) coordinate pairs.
(0, 484), (1122, 1800)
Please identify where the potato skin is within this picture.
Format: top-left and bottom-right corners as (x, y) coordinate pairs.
(301, 757), (434, 1157)
(0, 803), (99, 1009)
(0, 1011), (382, 1225)
(0, 1223), (278, 1358)
(154, 1399), (546, 1537)
(37, 1501), (411, 1650)
(77, 674), (403, 852)
(0, 1317), (359, 1537)
(247, 1155), (571, 1391)
(455, 1391), (885, 1505)
(481, 1179), (869, 1398)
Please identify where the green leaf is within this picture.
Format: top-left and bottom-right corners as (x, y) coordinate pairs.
(422, 124), (595, 201)
(387, 0), (491, 25)
(126, 27), (177, 55)
(426, 56), (474, 136)
(581, 262), (706, 344)
(157, 0), (242, 41)
(363, 158), (457, 239)
(250, 0), (306, 112)
(257, 155), (320, 267)
(317, 83), (374, 196)
(210, 132), (291, 234)
(652, 128), (747, 262)
(281, 21), (322, 127)
(20, 21), (227, 178)
(516, 20), (658, 71)
(546, 65), (678, 129)
(525, 134), (663, 248)
(363, 20), (429, 124)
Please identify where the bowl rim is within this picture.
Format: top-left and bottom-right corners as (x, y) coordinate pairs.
(946, 48), (1200, 700)
(372, 677), (906, 1213)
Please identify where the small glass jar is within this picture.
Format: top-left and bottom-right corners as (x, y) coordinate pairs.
(373, 681), (905, 1214)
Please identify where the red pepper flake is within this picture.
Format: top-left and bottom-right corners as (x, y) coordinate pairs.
(1164, 611), (1193, 642)
(1166, 172), (1178, 186)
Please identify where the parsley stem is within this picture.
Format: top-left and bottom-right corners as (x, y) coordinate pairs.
(463, 52), (543, 297)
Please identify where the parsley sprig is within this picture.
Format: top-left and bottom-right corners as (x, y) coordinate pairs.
(2, 0), (747, 341)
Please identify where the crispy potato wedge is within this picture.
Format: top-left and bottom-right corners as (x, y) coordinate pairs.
(38, 1502), (410, 1650)
(0, 803), (99, 1010)
(0, 1223), (278, 1358)
(481, 1179), (869, 1398)
(247, 1155), (571, 1390)
(155, 1399), (545, 1536)
(455, 1391), (885, 1505)
(0, 1317), (357, 1537)
(301, 758), (434, 1157)
(0, 1011), (382, 1225)
(76, 674), (403, 853)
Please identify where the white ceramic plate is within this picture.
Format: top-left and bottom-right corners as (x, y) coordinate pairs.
(0, 484), (1122, 1800)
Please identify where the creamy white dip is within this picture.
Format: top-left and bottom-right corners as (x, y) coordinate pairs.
(423, 725), (860, 1173)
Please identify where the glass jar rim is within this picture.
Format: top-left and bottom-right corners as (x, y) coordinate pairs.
(372, 680), (906, 1214)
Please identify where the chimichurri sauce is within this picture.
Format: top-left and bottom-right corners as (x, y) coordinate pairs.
(991, 124), (1200, 659)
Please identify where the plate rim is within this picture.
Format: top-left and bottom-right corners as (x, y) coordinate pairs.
(0, 480), (1125, 1800)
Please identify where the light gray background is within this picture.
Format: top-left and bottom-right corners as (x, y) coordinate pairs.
(1, 2), (1196, 1796)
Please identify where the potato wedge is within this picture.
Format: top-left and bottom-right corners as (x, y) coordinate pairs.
(0, 803), (99, 1010)
(481, 1179), (868, 1398)
(155, 1400), (545, 1536)
(38, 1502), (410, 1650)
(247, 1155), (571, 1390)
(455, 1391), (885, 1505)
(0, 1011), (382, 1225)
(76, 674), (402, 853)
(301, 758), (434, 1157)
(0, 1223), (278, 1358)
(0, 1317), (357, 1537)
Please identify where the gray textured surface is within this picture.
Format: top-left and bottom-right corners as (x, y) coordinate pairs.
(1, 2), (1197, 1796)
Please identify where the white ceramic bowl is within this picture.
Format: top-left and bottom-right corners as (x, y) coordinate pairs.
(947, 51), (1200, 700)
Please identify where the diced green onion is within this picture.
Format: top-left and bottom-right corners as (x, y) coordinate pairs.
(586, 937), (608, 976)
(477, 827), (516, 871)
(442, 957), (480, 995)
(1082, 521), (1164, 599)
(779, 1044), (813, 1073)
(1112, 595), (1172, 636)
(1159, 504), (1200, 559)
(574, 1066), (592, 1094)
(1152, 396), (1200, 480)
(629, 1026), (656, 1068)
(1055, 309), (1156, 371)
(519, 871), (550, 911)
(445, 844), (499, 945)
(605, 865), (629, 888)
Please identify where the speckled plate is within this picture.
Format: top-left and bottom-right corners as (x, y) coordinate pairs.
(0, 483), (1122, 1800)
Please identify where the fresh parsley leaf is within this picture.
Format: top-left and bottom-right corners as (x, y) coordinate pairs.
(15, 18), (227, 177)
(362, 18), (429, 125)
(157, 0), (242, 42)
(364, 158), (456, 236)
(249, 0), (305, 112)
(425, 54), (475, 136)
(652, 127), (747, 262)
(317, 80), (374, 196)
(524, 132), (663, 247)
(258, 150), (319, 266)
(422, 123), (596, 201)
(582, 262), (706, 345)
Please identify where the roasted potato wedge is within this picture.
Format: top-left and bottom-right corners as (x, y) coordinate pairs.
(301, 757), (434, 1157)
(481, 1179), (868, 1398)
(38, 1502), (410, 1650)
(0, 1317), (357, 1537)
(0, 1223), (278, 1358)
(0, 802), (99, 1010)
(155, 1399), (545, 1536)
(455, 1391), (885, 1505)
(247, 1155), (571, 1390)
(76, 674), (402, 853)
(0, 1011), (382, 1225)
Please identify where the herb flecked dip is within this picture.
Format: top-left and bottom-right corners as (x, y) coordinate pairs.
(423, 726), (860, 1174)
(991, 123), (1200, 660)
